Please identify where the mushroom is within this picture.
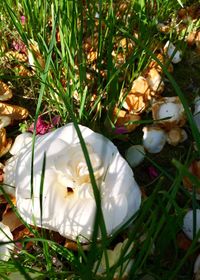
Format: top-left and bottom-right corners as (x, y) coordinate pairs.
(145, 68), (164, 95)
(0, 81), (13, 101)
(3, 123), (141, 243)
(0, 128), (12, 158)
(166, 127), (188, 146)
(182, 209), (200, 240)
(0, 222), (14, 261)
(164, 41), (182, 64)
(152, 97), (186, 130)
(142, 126), (167, 153)
(113, 108), (141, 132)
(125, 145), (145, 168)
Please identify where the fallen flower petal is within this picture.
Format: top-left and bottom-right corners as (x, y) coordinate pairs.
(28, 116), (53, 135)
(148, 166), (159, 179)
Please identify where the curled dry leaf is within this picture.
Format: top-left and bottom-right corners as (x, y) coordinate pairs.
(2, 208), (22, 232)
(64, 239), (90, 251)
(0, 102), (29, 121)
(113, 108), (141, 132)
(145, 67), (164, 95)
(0, 128), (12, 157)
(87, 51), (98, 64)
(183, 160), (200, 196)
(148, 53), (174, 74)
(123, 76), (151, 114)
(0, 115), (12, 129)
(0, 81), (13, 101)
(14, 65), (34, 77)
(152, 96), (186, 130)
(112, 51), (126, 68)
(3, 51), (27, 63)
(28, 40), (45, 69)
(166, 127), (187, 146)
(176, 232), (192, 251)
(119, 38), (135, 53)
(187, 30), (200, 52)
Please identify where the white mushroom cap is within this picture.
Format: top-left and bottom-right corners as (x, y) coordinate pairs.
(142, 126), (167, 153)
(4, 123), (141, 243)
(152, 97), (186, 130)
(125, 145), (145, 168)
(0, 222), (14, 261)
(164, 41), (182, 64)
(183, 209), (200, 240)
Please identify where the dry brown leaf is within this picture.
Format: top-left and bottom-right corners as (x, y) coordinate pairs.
(176, 232), (192, 251)
(0, 81), (13, 101)
(0, 102), (29, 121)
(2, 209), (22, 232)
(0, 128), (12, 157)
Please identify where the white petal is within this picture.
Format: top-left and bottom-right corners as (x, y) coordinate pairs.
(9, 132), (32, 155)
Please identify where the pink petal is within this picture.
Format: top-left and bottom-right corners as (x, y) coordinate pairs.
(148, 166), (158, 179)
(114, 126), (128, 134)
(21, 16), (26, 25)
